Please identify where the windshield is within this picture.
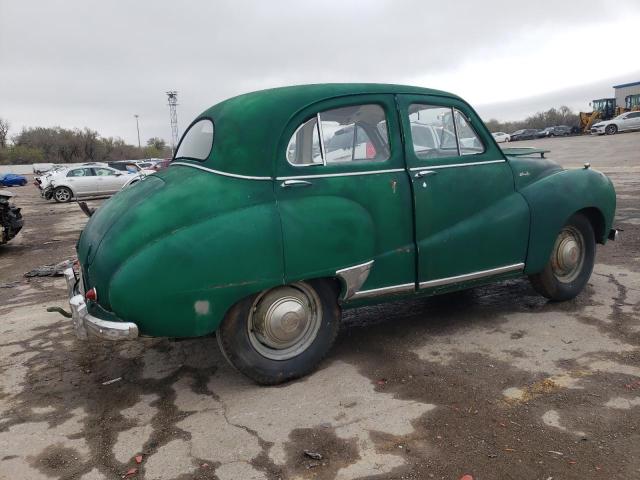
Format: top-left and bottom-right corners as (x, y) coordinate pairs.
(175, 119), (214, 161)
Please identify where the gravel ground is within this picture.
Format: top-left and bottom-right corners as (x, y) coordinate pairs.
(0, 131), (639, 480)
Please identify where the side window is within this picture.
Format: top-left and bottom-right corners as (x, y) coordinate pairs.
(408, 104), (458, 159)
(286, 104), (390, 166)
(67, 168), (93, 177)
(95, 168), (115, 176)
(454, 110), (485, 156)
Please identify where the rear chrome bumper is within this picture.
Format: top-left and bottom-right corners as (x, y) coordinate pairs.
(64, 268), (139, 341)
(608, 229), (619, 241)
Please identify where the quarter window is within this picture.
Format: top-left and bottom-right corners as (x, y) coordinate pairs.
(175, 118), (214, 161)
(287, 104), (390, 166)
(95, 168), (116, 176)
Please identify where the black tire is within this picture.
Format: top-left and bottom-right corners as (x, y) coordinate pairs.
(605, 124), (618, 135)
(53, 186), (73, 203)
(528, 213), (595, 301)
(20, 179), (27, 186)
(217, 279), (341, 385)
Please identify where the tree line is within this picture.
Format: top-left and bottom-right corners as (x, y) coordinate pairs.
(0, 117), (171, 165)
(483, 106), (580, 134)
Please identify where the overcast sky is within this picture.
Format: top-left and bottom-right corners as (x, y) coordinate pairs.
(1, 0), (639, 145)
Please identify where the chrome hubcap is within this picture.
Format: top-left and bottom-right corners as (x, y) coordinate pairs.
(56, 189), (70, 201)
(248, 283), (321, 360)
(551, 226), (584, 283)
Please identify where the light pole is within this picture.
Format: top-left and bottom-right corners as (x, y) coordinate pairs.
(134, 114), (141, 148)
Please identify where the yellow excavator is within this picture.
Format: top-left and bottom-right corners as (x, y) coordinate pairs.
(579, 98), (617, 133)
(626, 94), (640, 111)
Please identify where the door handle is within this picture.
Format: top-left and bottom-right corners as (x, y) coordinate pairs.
(280, 179), (312, 188)
(414, 170), (437, 178)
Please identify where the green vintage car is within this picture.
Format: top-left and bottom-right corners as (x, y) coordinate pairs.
(64, 84), (617, 384)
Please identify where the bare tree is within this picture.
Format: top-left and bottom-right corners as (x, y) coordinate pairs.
(0, 117), (9, 148)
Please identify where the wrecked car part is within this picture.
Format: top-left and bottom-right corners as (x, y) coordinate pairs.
(0, 191), (24, 245)
(25, 259), (75, 277)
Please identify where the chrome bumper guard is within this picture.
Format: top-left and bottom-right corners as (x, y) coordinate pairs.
(608, 229), (619, 241)
(64, 268), (139, 341)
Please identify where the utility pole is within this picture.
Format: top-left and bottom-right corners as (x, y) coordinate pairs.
(134, 114), (141, 148)
(166, 91), (179, 154)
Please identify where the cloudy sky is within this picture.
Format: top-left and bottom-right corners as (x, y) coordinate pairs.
(1, 0), (639, 145)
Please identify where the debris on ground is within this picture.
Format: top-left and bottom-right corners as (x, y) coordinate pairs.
(122, 467), (137, 478)
(303, 450), (323, 460)
(78, 201), (96, 217)
(46, 306), (72, 318)
(24, 259), (74, 277)
(102, 377), (122, 386)
(0, 281), (21, 288)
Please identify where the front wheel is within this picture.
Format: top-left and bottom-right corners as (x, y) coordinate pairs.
(605, 124), (618, 135)
(217, 279), (341, 385)
(53, 186), (73, 203)
(529, 213), (595, 301)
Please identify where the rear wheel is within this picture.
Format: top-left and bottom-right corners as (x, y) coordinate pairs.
(53, 186), (72, 203)
(605, 124), (618, 135)
(529, 213), (595, 301)
(217, 279), (341, 385)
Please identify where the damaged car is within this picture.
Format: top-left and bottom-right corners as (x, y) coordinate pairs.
(64, 84), (617, 385)
(0, 191), (23, 245)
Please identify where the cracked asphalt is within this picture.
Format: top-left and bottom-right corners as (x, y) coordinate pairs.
(1, 131), (639, 480)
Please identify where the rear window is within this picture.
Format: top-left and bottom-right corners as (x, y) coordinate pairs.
(175, 119), (214, 161)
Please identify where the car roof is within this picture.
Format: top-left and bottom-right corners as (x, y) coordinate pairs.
(188, 83), (461, 177)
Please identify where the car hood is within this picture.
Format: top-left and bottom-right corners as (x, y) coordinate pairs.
(77, 164), (272, 309)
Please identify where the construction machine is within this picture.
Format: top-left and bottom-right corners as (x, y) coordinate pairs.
(579, 98), (617, 133)
(625, 94), (640, 111)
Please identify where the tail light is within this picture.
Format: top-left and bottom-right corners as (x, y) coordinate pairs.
(85, 288), (98, 302)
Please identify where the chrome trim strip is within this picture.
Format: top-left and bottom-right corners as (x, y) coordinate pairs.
(336, 260), (374, 300)
(352, 282), (415, 300)
(409, 159), (505, 171)
(419, 262), (524, 289)
(277, 168), (405, 181)
(171, 162), (272, 180)
(317, 113), (327, 167)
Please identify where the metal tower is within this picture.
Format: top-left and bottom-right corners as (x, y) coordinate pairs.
(166, 91), (179, 153)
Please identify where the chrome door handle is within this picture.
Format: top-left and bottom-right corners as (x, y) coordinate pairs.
(280, 179), (312, 188)
(414, 170), (437, 178)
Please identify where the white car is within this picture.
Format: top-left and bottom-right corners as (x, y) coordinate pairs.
(491, 131), (511, 143)
(591, 111), (640, 135)
(47, 165), (143, 203)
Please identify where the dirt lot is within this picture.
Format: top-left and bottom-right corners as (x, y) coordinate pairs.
(1, 132), (639, 480)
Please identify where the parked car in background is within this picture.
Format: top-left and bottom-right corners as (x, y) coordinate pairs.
(0, 173), (28, 187)
(510, 129), (539, 141)
(491, 132), (510, 143)
(591, 111), (640, 135)
(537, 126), (572, 138)
(151, 159), (171, 171)
(64, 83), (617, 385)
(44, 165), (143, 202)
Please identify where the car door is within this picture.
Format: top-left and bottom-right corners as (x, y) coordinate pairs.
(397, 94), (530, 291)
(276, 95), (416, 299)
(624, 112), (640, 130)
(65, 168), (98, 196)
(94, 167), (125, 194)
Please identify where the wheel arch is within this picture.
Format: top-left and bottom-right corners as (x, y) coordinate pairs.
(520, 168), (616, 274)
